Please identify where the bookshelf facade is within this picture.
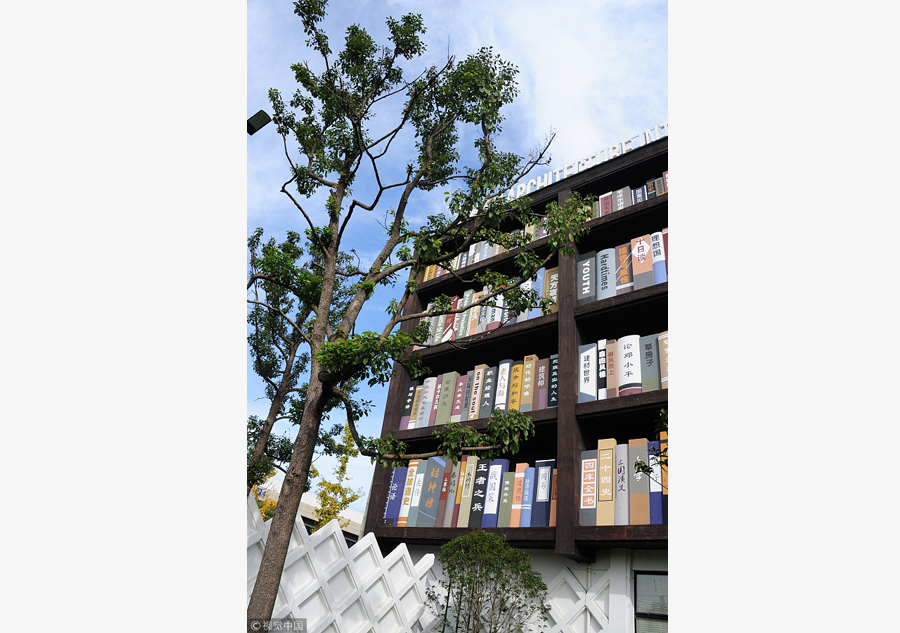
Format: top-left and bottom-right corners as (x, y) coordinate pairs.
(363, 137), (668, 564)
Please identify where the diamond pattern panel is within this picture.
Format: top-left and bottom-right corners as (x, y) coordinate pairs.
(247, 494), (434, 633)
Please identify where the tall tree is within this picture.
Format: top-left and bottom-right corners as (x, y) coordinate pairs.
(247, 2), (592, 626)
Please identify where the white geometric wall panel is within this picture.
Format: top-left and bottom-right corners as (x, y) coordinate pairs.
(247, 494), (435, 633)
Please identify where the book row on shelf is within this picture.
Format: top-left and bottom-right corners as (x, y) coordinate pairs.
(399, 354), (559, 430)
(580, 434), (668, 527)
(579, 332), (668, 402)
(420, 170), (669, 284)
(381, 455), (559, 529)
(416, 267), (559, 348)
(576, 228), (668, 306)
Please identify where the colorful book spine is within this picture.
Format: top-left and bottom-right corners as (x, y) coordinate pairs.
(599, 191), (613, 217)
(578, 343), (598, 403)
(650, 231), (667, 284)
(381, 466), (406, 527)
(397, 460), (419, 528)
(441, 459), (461, 527)
(415, 456), (447, 528)
(507, 361), (524, 411)
(467, 292), (482, 337)
(549, 468), (558, 527)
(416, 377), (438, 427)
(456, 456), (478, 527)
(457, 290), (475, 339)
(497, 472), (515, 528)
(639, 334), (661, 392)
(398, 376), (420, 431)
(461, 370), (475, 418)
(520, 466), (536, 527)
(628, 439), (650, 525)
(660, 431), (668, 523)
(631, 234), (654, 291)
(645, 179), (658, 200)
(596, 248), (616, 301)
(516, 279), (532, 323)
(662, 171), (668, 193)
(510, 463), (527, 527)
(632, 185), (647, 205)
(468, 364), (489, 420)
(407, 385), (423, 429)
(449, 454), (469, 528)
(596, 439), (616, 526)
(450, 373), (468, 423)
(658, 331), (668, 389)
(662, 227), (668, 277)
(614, 243), (634, 295)
(596, 339), (608, 400)
(468, 458), (492, 528)
(481, 458), (509, 528)
(520, 354), (538, 412)
(605, 340), (618, 398)
(475, 288), (490, 334)
(614, 444), (630, 525)
(406, 462), (427, 527)
(441, 298), (459, 342)
(654, 176), (665, 197)
(648, 441), (663, 525)
(535, 358), (550, 410)
(613, 186), (632, 211)
(548, 354), (559, 408)
(617, 335), (642, 396)
(435, 371), (459, 425)
(532, 459), (555, 527)
(576, 250), (598, 305)
(428, 375), (443, 426)
(579, 450), (598, 526)
(494, 359), (513, 413)
(434, 459), (454, 527)
(478, 366), (498, 419)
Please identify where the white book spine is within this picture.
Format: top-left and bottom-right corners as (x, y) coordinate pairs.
(614, 445), (630, 525)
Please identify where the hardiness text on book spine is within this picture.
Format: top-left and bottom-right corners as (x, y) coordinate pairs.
(576, 251), (597, 305)
(468, 459), (492, 528)
(614, 445), (629, 525)
(579, 450), (598, 526)
(639, 334), (661, 392)
(650, 232), (667, 284)
(548, 354), (559, 408)
(596, 339), (608, 400)
(658, 331), (668, 389)
(631, 235), (654, 291)
(520, 355), (538, 412)
(532, 459), (555, 527)
(596, 249), (616, 301)
(596, 439), (616, 526)
(615, 243), (634, 295)
(617, 335), (642, 396)
(457, 290), (475, 339)
(432, 314), (446, 346)
(578, 343), (598, 403)
(628, 439), (650, 525)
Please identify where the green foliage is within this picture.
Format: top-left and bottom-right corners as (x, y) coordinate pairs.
(312, 424), (363, 532)
(426, 530), (550, 633)
(633, 408), (668, 490)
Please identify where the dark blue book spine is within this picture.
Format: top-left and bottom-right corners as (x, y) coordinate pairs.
(480, 458), (509, 528)
(520, 467), (535, 527)
(531, 459), (555, 527)
(383, 467), (406, 526)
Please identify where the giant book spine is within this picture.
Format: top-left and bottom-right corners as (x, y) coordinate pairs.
(613, 186), (633, 212)
(520, 467), (536, 527)
(578, 343), (598, 403)
(548, 354), (560, 408)
(450, 373), (468, 423)
(628, 439), (650, 525)
(467, 292), (482, 337)
(457, 290), (475, 339)
(639, 334), (661, 392)
(520, 354), (538, 412)
(614, 243), (634, 295)
(507, 361), (524, 411)
(398, 376), (420, 431)
(532, 459), (556, 527)
(494, 359), (513, 413)
(478, 366), (498, 419)
(516, 279), (532, 323)
(442, 297), (459, 343)
(617, 335), (643, 396)
(449, 454), (469, 528)
(660, 431), (668, 523)
(645, 178), (658, 200)
(631, 235), (654, 291)
(596, 439), (617, 526)
(456, 456), (479, 527)
(424, 302), (438, 344)
(468, 459), (492, 528)
(658, 331), (668, 389)
(648, 441), (663, 525)
(497, 472), (515, 527)
(650, 231), (667, 284)
(654, 176), (665, 197)
(544, 267), (560, 313)
(596, 248), (616, 301)
(605, 340), (618, 398)
(475, 287), (490, 334)
(576, 251), (598, 305)
(510, 463), (528, 527)
(415, 377), (438, 428)
(549, 468), (558, 527)
(407, 385), (424, 429)
(415, 456), (447, 528)
(662, 227), (669, 277)
(662, 171), (668, 193)
(632, 185), (647, 205)
(614, 444), (630, 525)
(440, 459), (460, 527)
(468, 364), (489, 420)
(397, 460), (419, 528)
(486, 294), (502, 331)
(529, 268), (546, 319)
(435, 371), (460, 426)
(599, 191), (613, 217)
(406, 463), (426, 527)
(535, 358), (550, 410)
(428, 375), (443, 427)
(448, 296), (462, 342)
(381, 466), (405, 527)
(432, 314), (447, 346)
(579, 450), (598, 526)
(461, 370), (476, 419)
(434, 459), (454, 527)
(481, 458), (509, 528)
(596, 339), (608, 400)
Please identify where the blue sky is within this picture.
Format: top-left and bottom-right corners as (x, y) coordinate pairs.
(247, 0), (668, 513)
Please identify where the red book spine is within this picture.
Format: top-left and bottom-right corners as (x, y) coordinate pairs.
(434, 463), (453, 527)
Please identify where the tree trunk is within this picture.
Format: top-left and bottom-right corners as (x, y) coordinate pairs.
(247, 365), (330, 629)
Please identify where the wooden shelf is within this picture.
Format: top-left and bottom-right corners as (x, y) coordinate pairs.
(574, 524), (667, 549)
(575, 390), (668, 418)
(372, 526), (556, 550)
(574, 282), (667, 319)
(416, 313), (558, 360)
(392, 406), (558, 442)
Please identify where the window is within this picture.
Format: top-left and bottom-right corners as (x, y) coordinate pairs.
(635, 572), (667, 633)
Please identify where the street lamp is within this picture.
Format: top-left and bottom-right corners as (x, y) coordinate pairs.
(247, 110), (271, 135)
